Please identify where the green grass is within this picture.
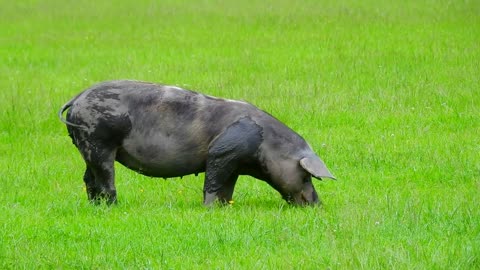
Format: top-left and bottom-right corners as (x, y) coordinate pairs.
(1, 0), (479, 268)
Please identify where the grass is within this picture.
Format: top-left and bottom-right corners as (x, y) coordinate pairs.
(1, 0), (479, 268)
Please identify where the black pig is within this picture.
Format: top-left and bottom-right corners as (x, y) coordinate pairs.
(59, 80), (335, 205)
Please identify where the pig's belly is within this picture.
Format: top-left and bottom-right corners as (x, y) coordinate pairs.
(115, 138), (208, 178)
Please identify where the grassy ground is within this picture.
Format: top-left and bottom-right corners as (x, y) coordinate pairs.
(1, 0), (479, 268)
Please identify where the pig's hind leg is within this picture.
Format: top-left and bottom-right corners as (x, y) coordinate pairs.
(80, 141), (118, 204)
(70, 127), (119, 205)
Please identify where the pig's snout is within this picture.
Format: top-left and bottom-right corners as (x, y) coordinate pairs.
(285, 181), (320, 206)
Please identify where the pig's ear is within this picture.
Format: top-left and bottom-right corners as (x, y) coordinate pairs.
(300, 156), (336, 180)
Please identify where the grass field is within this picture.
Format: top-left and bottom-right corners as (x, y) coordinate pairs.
(1, 0), (479, 268)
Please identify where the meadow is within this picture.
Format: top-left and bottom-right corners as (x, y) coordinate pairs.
(1, 0), (479, 268)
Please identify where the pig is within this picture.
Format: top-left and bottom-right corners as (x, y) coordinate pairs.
(58, 80), (335, 206)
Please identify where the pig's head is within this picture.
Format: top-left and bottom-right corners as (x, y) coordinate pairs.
(271, 155), (335, 206)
